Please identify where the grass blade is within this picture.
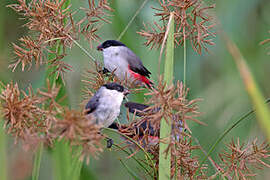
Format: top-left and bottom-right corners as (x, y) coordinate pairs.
(224, 35), (270, 142)
(159, 12), (174, 180)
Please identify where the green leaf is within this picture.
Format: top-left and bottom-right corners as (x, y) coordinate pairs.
(119, 159), (141, 180)
(159, 12), (174, 180)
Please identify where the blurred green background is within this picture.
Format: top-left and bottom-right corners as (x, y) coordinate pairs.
(0, 0), (270, 179)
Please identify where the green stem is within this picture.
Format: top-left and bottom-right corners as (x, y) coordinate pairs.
(32, 143), (44, 180)
(183, 32), (187, 85)
(199, 98), (270, 169)
(159, 13), (174, 180)
(68, 35), (97, 62)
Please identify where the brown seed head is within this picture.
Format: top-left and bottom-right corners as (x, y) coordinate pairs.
(54, 108), (104, 163)
(219, 138), (270, 179)
(138, 0), (216, 54)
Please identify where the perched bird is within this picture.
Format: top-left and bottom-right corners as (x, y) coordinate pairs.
(97, 40), (152, 87)
(85, 82), (129, 128)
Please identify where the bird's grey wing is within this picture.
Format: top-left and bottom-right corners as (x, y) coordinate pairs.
(125, 102), (160, 116)
(124, 102), (156, 136)
(124, 102), (149, 116)
(124, 48), (151, 78)
(85, 92), (100, 114)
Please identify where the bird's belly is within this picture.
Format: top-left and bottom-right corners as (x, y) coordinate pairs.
(94, 105), (120, 127)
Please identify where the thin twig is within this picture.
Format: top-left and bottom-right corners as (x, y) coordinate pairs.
(117, 0), (149, 41)
(199, 98), (270, 170)
(67, 35), (97, 62)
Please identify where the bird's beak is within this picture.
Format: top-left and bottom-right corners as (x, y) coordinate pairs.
(97, 44), (103, 51)
(123, 89), (130, 96)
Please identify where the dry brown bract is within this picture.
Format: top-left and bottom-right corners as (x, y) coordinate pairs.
(113, 78), (206, 178)
(0, 81), (59, 145)
(219, 138), (270, 179)
(144, 78), (204, 132)
(138, 0), (215, 54)
(171, 136), (207, 179)
(0, 81), (104, 159)
(8, 0), (112, 79)
(54, 109), (104, 163)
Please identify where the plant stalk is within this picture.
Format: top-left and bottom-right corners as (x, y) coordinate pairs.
(32, 143), (43, 180)
(159, 12), (174, 180)
(183, 29), (187, 85)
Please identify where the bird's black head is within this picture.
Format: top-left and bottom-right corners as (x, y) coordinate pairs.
(103, 83), (129, 95)
(97, 40), (126, 51)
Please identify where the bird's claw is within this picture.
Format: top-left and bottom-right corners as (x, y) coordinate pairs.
(106, 138), (114, 148)
(99, 67), (110, 75)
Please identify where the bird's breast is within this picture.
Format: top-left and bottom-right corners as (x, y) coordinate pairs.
(94, 90), (123, 127)
(103, 47), (129, 80)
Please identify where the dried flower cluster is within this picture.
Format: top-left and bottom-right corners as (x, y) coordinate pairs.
(54, 109), (103, 162)
(0, 81), (59, 144)
(144, 78), (203, 132)
(171, 137), (207, 179)
(0, 81), (104, 159)
(219, 138), (270, 179)
(8, 0), (112, 79)
(112, 78), (206, 178)
(138, 0), (215, 54)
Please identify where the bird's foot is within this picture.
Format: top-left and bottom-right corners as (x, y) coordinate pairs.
(99, 67), (110, 75)
(106, 138), (114, 149)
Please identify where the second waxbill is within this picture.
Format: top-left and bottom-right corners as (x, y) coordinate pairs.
(97, 40), (152, 87)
